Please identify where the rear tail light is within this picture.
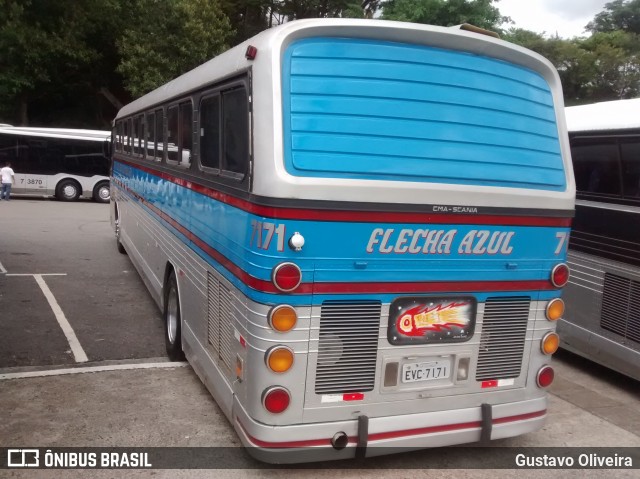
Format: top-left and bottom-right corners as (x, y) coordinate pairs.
(268, 305), (297, 332)
(536, 366), (554, 388)
(551, 263), (570, 288)
(272, 262), (302, 292)
(541, 332), (560, 355)
(265, 346), (294, 373)
(262, 386), (291, 413)
(545, 298), (564, 321)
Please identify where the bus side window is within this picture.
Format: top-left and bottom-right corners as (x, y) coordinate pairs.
(621, 140), (640, 198)
(146, 111), (155, 160)
(179, 101), (192, 168)
(135, 115), (144, 156)
(221, 88), (248, 180)
(115, 121), (123, 152)
(123, 119), (131, 154)
(0, 134), (18, 164)
(199, 95), (221, 171)
(155, 109), (164, 162)
(167, 106), (179, 164)
(571, 139), (621, 196)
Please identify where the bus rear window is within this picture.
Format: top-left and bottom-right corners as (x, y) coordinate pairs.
(282, 38), (566, 191)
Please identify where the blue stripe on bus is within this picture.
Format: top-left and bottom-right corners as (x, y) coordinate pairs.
(115, 163), (569, 279)
(114, 163), (569, 308)
(118, 182), (562, 306)
(282, 38), (566, 191)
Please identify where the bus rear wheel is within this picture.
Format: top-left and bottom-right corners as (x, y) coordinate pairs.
(93, 181), (110, 203)
(164, 271), (185, 361)
(56, 179), (81, 201)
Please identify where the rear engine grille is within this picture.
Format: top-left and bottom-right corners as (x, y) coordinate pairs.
(207, 272), (233, 371)
(315, 301), (381, 394)
(601, 273), (640, 344)
(475, 296), (530, 381)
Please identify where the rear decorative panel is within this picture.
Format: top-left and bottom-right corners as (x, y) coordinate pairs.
(207, 272), (234, 371)
(475, 297), (530, 380)
(601, 273), (640, 344)
(315, 301), (381, 394)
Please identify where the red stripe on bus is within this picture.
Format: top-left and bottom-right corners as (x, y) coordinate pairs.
(114, 180), (557, 295)
(116, 160), (572, 227)
(236, 409), (546, 448)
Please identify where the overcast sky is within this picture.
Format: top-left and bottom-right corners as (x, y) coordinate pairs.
(498, 0), (610, 38)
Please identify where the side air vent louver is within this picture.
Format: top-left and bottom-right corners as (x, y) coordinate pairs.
(207, 272), (233, 371)
(315, 301), (381, 394)
(601, 273), (640, 344)
(476, 296), (530, 381)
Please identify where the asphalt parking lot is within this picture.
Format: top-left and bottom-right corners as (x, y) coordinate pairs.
(0, 197), (639, 478)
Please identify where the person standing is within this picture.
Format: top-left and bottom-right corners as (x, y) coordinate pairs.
(1, 162), (15, 200)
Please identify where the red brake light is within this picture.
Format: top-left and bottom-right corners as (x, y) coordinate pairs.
(245, 45), (257, 60)
(551, 263), (570, 288)
(262, 386), (290, 414)
(536, 366), (554, 388)
(272, 263), (302, 292)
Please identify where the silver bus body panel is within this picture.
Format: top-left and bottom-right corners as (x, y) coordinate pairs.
(559, 249), (640, 381)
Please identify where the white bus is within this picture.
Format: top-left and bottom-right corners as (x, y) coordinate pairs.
(111, 19), (574, 462)
(559, 99), (640, 381)
(0, 126), (111, 202)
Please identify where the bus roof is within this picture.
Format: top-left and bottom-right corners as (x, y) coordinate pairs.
(115, 18), (558, 120)
(565, 98), (640, 133)
(0, 126), (110, 142)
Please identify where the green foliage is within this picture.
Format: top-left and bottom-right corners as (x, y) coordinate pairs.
(117, 0), (232, 98)
(2, 0), (640, 126)
(587, 0), (640, 34)
(381, 0), (507, 31)
(505, 27), (640, 104)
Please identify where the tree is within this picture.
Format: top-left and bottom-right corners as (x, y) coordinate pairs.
(0, 0), (111, 125)
(587, 0), (640, 35)
(581, 30), (640, 100)
(381, 0), (508, 32)
(116, 0), (233, 98)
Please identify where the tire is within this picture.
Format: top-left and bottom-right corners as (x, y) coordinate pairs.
(56, 179), (81, 201)
(114, 206), (127, 255)
(164, 271), (185, 361)
(93, 181), (110, 203)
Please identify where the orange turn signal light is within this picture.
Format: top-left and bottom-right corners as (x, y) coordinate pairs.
(546, 298), (565, 321)
(268, 305), (297, 332)
(541, 332), (560, 355)
(265, 346), (294, 373)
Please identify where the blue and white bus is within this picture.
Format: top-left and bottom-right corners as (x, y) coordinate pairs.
(111, 19), (575, 462)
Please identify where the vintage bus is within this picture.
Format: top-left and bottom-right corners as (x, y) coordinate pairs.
(111, 19), (575, 462)
(559, 99), (640, 381)
(0, 126), (111, 202)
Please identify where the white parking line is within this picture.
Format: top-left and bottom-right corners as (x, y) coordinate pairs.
(0, 260), (6, 274)
(0, 361), (188, 380)
(33, 274), (89, 363)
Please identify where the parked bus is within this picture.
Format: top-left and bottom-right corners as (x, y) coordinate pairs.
(111, 19), (575, 462)
(559, 99), (640, 381)
(0, 126), (111, 202)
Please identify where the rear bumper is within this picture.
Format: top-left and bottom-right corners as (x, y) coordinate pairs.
(233, 395), (547, 463)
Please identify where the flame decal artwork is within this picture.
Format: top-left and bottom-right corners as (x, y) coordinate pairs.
(397, 302), (471, 336)
(388, 297), (476, 345)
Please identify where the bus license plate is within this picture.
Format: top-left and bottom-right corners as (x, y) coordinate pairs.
(402, 360), (451, 383)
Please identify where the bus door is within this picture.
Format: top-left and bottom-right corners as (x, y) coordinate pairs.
(16, 138), (50, 194)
